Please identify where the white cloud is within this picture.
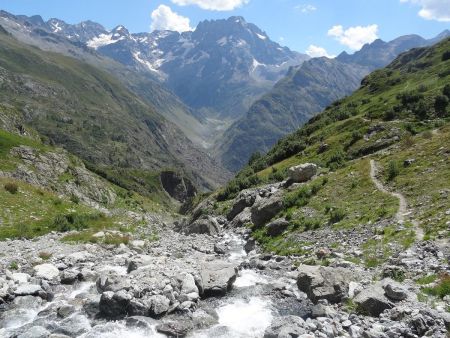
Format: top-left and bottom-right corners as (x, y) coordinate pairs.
(171, 0), (249, 11)
(400, 0), (450, 22)
(150, 5), (193, 32)
(305, 45), (335, 58)
(327, 24), (379, 50)
(295, 4), (317, 13)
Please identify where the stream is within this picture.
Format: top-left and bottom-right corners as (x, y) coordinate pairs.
(0, 233), (307, 338)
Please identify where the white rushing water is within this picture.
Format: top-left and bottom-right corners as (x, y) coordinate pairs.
(80, 322), (164, 338)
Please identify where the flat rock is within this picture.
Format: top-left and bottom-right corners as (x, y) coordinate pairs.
(288, 163), (318, 183)
(200, 261), (238, 297)
(33, 263), (59, 280)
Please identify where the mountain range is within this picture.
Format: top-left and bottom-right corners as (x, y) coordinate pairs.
(217, 31), (450, 171)
(0, 9), (448, 179)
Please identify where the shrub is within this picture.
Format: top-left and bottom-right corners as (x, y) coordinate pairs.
(38, 252), (52, 261)
(387, 161), (400, 181)
(327, 148), (346, 170)
(434, 95), (449, 117)
(70, 194), (80, 204)
(4, 182), (18, 194)
(443, 84), (450, 99)
(422, 274), (450, 299)
(442, 50), (450, 62)
(9, 261), (18, 270)
(329, 208), (346, 224)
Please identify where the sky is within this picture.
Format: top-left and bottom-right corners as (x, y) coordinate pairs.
(0, 0), (449, 57)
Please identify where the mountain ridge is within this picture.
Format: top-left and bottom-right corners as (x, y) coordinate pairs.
(217, 30), (450, 171)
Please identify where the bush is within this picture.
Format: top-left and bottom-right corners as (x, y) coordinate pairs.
(387, 161), (400, 181)
(329, 208), (346, 224)
(422, 274), (450, 299)
(327, 148), (346, 170)
(443, 84), (450, 99)
(434, 95), (449, 117)
(51, 213), (102, 232)
(4, 182), (18, 194)
(442, 50), (450, 62)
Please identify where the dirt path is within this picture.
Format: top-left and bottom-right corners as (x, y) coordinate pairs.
(369, 159), (425, 241)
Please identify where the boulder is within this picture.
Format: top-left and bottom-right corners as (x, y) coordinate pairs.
(184, 216), (221, 236)
(265, 218), (290, 237)
(264, 315), (306, 338)
(227, 190), (258, 221)
(60, 269), (82, 284)
(180, 273), (199, 296)
(244, 239), (256, 253)
(200, 262), (238, 297)
(17, 326), (50, 338)
(251, 195), (284, 227)
(214, 242), (227, 255)
(33, 263), (59, 280)
(57, 305), (76, 318)
(156, 321), (193, 337)
(14, 284), (43, 297)
(11, 273), (30, 284)
(149, 295), (170, 317)
(99, 290), (132, 318)
(229, 207), (252, 228)
(382, 279), (408, 301)
(288, 163), (318, 183)
(296, 265), (353, 304)
(354, 282), (394, 316)
(55, 314), (91, 336)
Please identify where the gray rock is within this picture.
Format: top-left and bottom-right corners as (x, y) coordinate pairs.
(383, 280), (408, 301)
(288, 163), (318, 183)
(214, 242), (227, 255)
(96, 272), (131, 293)
(230, 207), (252, 228)
(149, 295), (170, 317)
(244, 239), (256, 253)
(125, 316), (158, 329)
(60, 269), (82, 284)
(354, 282), (394, 317)
(17, 326), (50, 338)
(180, 273), (199, 296)
(227, 190), (257, 221)
(251, 194), (284, 227)
(264, 315), (306, 338)
(99, 290), (132, 318)
(156, 321), (193, 337)
(200, 261), (238, 297)
(14, 284), (42, 296)
(33, 263), (59, 280)
(57, 304), (76, 318)
(55, 314), (91, 336)
(184, 216), (221, 236)
(296, 265), (353, 304)
(266, 218), (290, 237)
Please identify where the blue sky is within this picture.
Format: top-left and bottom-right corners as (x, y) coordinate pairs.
(0, 0), (449, 56)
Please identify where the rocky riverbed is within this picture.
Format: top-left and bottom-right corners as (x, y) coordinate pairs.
(0, 203), (449, 337)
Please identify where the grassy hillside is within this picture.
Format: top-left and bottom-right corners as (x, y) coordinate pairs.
(215, 38), (450, 256)
(0, 128), (171, 241)
(0, 27), (227, 191)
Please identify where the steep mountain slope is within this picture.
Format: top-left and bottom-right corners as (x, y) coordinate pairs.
(217, 38), (450, 244)
(0, 27), (228, 190)
(217, 58), (369, 171)
(218, 32), (450, 172)
(0, 10), (210, 147)
(0, 11), (309, 119)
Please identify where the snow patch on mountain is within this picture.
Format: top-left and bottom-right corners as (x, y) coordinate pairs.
(87, 34), (117, 49)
